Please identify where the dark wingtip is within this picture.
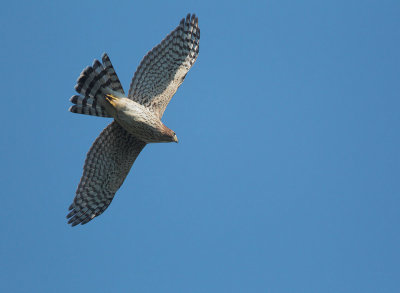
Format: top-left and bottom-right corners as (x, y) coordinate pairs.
(92, 59), (102, 68)
(66, 210), (75, 219)
(81, 218), (90, 225)
(102, 53), (111, 64)
(71, 221), (79, 227)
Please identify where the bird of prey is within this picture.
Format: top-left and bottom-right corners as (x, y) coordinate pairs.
(66, 14), (200, 226)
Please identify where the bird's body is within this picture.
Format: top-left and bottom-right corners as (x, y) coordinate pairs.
(103, 95), (177, 143)
(66, 14), (200, 226)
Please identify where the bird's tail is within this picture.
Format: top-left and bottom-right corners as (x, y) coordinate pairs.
(68, 53), (125, 117)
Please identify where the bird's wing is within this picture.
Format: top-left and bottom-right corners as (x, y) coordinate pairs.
(127, 13), (200, 119)
(67, 121), (146, 226)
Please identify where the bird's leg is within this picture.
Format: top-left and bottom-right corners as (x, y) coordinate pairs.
(105, 94), (119, 108)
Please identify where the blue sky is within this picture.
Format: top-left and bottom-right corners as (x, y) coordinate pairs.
(1, 0), (399, 292)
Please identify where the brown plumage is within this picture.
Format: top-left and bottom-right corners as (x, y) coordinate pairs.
(66, 14), (200, 226)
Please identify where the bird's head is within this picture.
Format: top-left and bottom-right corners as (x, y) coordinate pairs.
(162, 125), (179, 143)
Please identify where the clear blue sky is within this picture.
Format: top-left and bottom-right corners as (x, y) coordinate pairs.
(1, 0), (399, 292)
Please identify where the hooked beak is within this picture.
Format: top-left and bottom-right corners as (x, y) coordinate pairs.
(173, 134), (179, 143)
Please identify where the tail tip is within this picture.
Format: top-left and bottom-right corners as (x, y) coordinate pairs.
(68, 105), (76, 113)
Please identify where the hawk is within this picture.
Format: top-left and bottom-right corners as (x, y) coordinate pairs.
(66, 14), (200, 226)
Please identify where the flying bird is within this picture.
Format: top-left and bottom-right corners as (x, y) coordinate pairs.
(66, 14), (200, 226)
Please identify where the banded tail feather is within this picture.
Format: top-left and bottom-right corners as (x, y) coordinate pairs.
(102, 54), (125, 95)
(69, 53), (125, 117)
(69, 95), (110, 117)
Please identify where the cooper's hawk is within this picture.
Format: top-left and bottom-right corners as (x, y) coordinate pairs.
(67, 14), (200, 226)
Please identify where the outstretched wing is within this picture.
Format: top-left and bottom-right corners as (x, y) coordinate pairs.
(128, 13), (200, 119)
(67, 121), (146, 226)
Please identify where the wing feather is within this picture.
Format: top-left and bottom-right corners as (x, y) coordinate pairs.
(128, 13), (200, 118)
(67, 121), (146, 226)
